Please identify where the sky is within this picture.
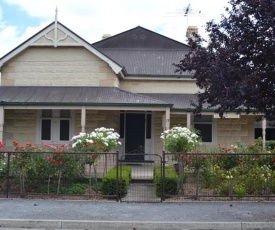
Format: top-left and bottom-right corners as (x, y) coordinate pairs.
(0, 0), (230, 58)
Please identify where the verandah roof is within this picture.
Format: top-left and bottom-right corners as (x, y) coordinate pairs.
(0, 86), (173, 107)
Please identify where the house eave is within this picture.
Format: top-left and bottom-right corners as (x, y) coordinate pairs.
(0, 102), (172, 107)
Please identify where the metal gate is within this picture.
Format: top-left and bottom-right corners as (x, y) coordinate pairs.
(119, 154), (163, 203)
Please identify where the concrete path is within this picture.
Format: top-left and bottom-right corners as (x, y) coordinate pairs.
(121, 183), (160, 202)
(0, 199), (275, 229)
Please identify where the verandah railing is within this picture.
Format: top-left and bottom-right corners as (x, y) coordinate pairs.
(163, 152), (275, 201)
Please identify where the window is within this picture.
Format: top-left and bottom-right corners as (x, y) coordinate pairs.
(39, 110), (73, 143)
(255, 120), (275, 140)
(193, 115), (213, 143)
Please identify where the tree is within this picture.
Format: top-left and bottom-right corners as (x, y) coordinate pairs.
(174, 0), (275, 119)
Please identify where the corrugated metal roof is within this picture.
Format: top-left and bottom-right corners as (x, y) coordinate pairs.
(140, 93), (199, 110)
(97, 49), (189, 76)
(93, 26), (191, 77)
(93, 26), (190, 50)
(0, 86), (172, 107)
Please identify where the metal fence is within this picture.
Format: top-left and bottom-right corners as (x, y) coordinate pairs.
(0, 151), (118, 200)
(1, 151), (274, 202)
(163, 152), (275, 201)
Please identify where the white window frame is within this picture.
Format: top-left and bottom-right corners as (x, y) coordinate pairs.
(36, 110), (75, 144)
(192, 115), (217, 146)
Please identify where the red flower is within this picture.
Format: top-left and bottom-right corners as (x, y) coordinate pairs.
(238, 159), (243, 163)
(180, 154), (187, 159)
(61, 144), (66, 148)
(92, 154), (97, 158)
(99, 146), (104, 150)
(31, 146), (36, 150)
(59, 153), (64, 157)
(59, 161), (63, 165)
(26, 142), (32, 147)
(202, 155), (207, 160)
(50, 159), (56, 163)
(186, 159), (191, 164)
(0, 142), (4, 148)
(94, 141), (98, 145)
(12, 140), (18, 146)
(272, 159), (275, 163)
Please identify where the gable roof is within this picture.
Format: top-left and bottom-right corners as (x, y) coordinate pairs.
(92, 26), (191, 77)
(0, 21), (124, 76)
(0, 86), (172, 107)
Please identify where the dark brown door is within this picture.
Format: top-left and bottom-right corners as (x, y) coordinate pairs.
(125, 113), (145, 161)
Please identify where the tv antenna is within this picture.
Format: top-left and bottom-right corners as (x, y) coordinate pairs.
(166, 4), (206, 29)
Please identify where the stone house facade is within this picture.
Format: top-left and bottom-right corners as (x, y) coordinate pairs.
(0, 19), (266, 159)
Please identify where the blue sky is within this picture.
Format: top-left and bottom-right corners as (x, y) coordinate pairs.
(0, 0), (229, 57)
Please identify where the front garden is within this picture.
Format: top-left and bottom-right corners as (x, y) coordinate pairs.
(0, 126), (275, 201)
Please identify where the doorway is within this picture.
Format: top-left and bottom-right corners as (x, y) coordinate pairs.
(125, 113), (145, 161)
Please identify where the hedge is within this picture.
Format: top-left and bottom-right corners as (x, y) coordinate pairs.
(154, 166), (179, 197)
(101, 166), (131, 197)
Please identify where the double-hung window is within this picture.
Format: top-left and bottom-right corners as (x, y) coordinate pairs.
(193, 115), (213, 143)
(39, 110), (73, 143)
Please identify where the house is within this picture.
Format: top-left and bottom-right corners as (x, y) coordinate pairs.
(0, 18), (267, 160)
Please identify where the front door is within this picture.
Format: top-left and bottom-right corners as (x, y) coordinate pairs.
(125, 113), (145, 161)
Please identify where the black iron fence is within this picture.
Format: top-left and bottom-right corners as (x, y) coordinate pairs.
(0, 151), (118, 200)
(163, 152), (275, 201)
(1, 151), (274, 202)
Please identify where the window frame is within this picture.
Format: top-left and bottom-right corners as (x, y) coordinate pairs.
(37, 110), (74, 144)
(192, 115), (216, 145)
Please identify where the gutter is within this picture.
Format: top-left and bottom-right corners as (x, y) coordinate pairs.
(0, 101), (173, 107)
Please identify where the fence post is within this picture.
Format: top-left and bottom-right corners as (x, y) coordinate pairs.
(6, 152), (11, 198)
(162, 151), (165, 201)
(116, 151), (119, 202)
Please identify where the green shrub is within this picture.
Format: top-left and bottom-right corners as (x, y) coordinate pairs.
(101, 166), (131, 197)
(154, 166), (179, 197)
(38, 183), (88, 194)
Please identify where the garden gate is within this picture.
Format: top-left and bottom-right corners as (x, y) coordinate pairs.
(119, 154), (163, 202)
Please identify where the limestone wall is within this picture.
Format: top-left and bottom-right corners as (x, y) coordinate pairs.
(216, 115), (255, 147)
(74, 110), (120, 136)
(170, 114), (187, 127)
(3, 110), (37, 150)
(120, 79), (198, 94)
(1, 47), (119, 87)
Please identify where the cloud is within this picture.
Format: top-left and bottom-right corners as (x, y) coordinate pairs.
(0, 0), (230, 57)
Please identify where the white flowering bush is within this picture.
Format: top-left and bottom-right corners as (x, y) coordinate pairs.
(71, 127), (121, 153)
(160, 126), (200, 153)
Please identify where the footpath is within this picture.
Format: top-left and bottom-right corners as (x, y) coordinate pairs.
(0, 199), (275, 230)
